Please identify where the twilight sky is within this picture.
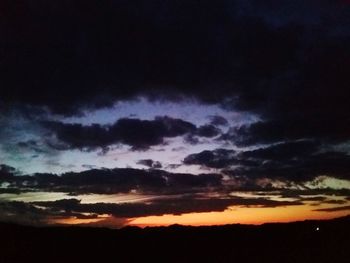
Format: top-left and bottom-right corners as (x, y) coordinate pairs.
(1, 0), (350, 228)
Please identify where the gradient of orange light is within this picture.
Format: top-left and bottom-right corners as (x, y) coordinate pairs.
(129, 204), (350, 227)
(54, 216), (109, 225)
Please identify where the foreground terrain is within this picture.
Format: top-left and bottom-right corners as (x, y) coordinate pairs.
(1, 216), (349, 263)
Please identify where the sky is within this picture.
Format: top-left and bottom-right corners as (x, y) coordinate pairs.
(1, 0), (350, 228)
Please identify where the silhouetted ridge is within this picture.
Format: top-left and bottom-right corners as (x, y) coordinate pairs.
(0, 216), (349, 263)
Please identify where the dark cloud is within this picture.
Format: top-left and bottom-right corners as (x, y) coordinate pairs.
(1, 163), (348, 226)
(229, 119), (350, 146)
(232, 151), (350, 181)
(280, 188), (350, 198)
(1, 0), (350, 184)
(313, 205), (350, 212)
(0, 166), (223, 195)
(184, 142), (350, 181)
(183, 149), (237, 169)
(16, 140), (49, 155)
(6, 161), (349, 198)
(183, 134), (201, 145)
(0, 193), (303, 226)
(0, 200), (106, 226)
(184, 141), (318, 172)
(137, 159), (162, 169)
(82, 164), (99, 170)
(0, 188), (29, 194)
(298, 196), (327, 202)
(0, 201), (53, 225)
(43, 116), (197, 150)
(195, 125), (221, 138)
(183, 125), (221, 145)
(0, 164), (17, 180)
(323, 200), (348, 205)
(32, 195), (302, 218)
(1, 0), (349, 121)
(209, 115), (229, 127)
(241, 140), (319, 161)
(166, 164), (182, 169)
(293, 196), (348, 205)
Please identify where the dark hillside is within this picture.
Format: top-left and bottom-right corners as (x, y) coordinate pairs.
(1, 216), (349, 263)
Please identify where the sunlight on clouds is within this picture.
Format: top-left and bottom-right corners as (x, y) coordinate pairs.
(305, 176), (350, 190)
(0, 192), (159, 205)
(77, 193), (157, 204)
(0, 192), (70, 202)
(1, 98), (259, 175)
(60, 97), (258, 127)
(53, 215), (109, 225)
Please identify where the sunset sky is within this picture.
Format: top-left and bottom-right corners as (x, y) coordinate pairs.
(1, 0), (350, 228)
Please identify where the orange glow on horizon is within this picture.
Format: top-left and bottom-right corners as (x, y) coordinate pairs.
(53, 216), (109, 225)
(128, 204), (350, 228)
(49, 203), (350, 228)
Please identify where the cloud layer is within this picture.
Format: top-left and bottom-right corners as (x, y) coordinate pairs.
(1, 0), (350, 227)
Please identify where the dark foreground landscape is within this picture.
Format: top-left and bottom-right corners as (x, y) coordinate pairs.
(1, 216), (349, 263)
